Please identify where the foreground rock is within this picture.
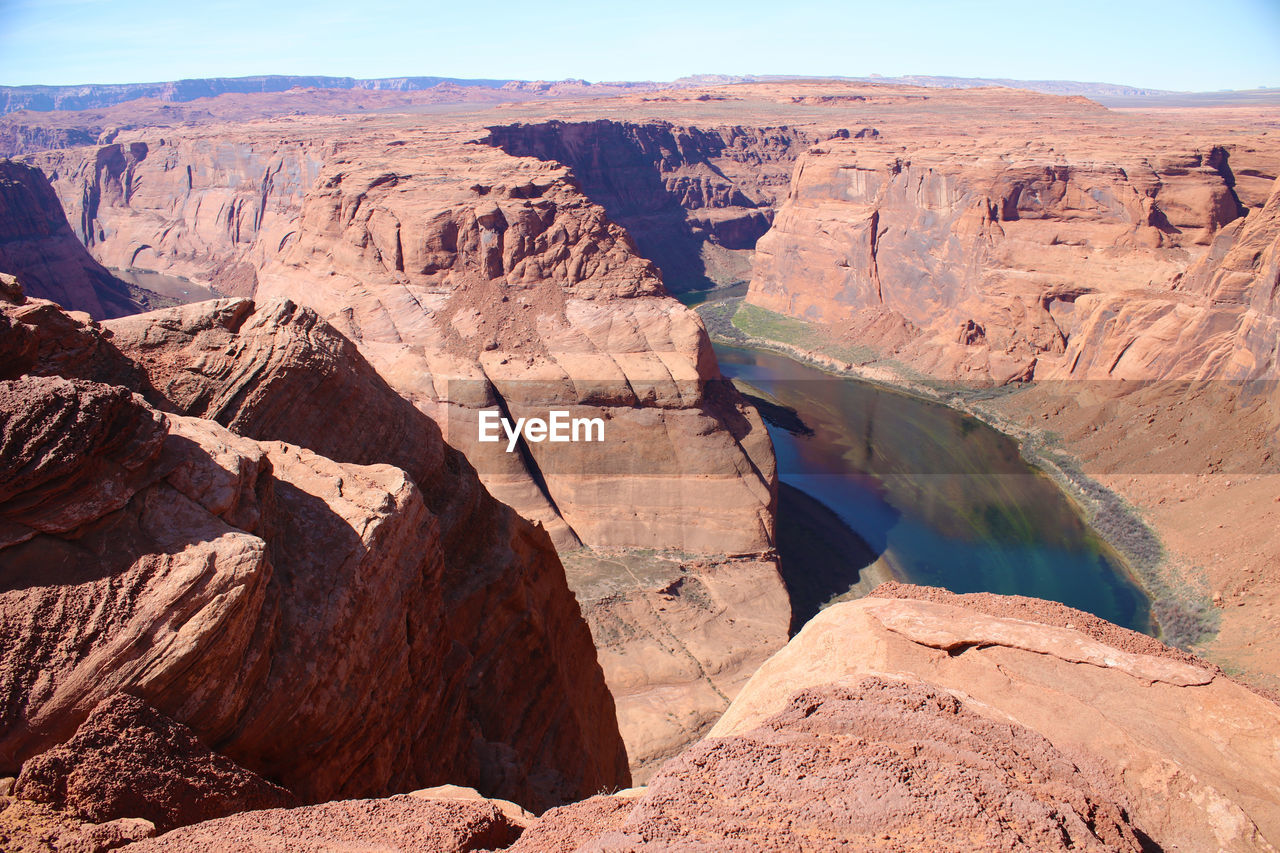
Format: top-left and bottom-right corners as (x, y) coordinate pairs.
(123, 583), (1276, 852)
(0, 295), (628, 814)
(122, 794), (522, 852)
(0, 798), (156, 853)
(577, 676), (1142, 852)
(14, 694), (295, 831)
(713, 585), (1280, 851)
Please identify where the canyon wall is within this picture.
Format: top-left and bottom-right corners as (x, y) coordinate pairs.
(484, 120), (808, 290)
(746, 139), (1269, 382)
(17, 116), (788, 779)
(1059, 175), (1280, 381)
(0, 290), (628, 813)
(25, 133), (329, 292)
(0, 160), (147, 318)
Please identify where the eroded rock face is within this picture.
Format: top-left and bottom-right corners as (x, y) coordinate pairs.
(483, 120), (808, 291)
(566, 552), (789, 783)
(713, 588), (1280, 852)
(0, 305), (628, 812)
(748, 142), (1252, 382)
(0, 161), (144, 318)
(24, 137), (327, 285)
(14, 693), (296, 831)
(1058, 175), (1280, 382)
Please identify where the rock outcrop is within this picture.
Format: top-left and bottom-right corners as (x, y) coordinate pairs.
(135, 583), (1279, 851)
(13, 693), (296, 831)
(0, 160), (146, 318)
(712, 585), (1280, 852)
(20, 119), (788, 773)
(0, 295), (629, 814)
(251, 139), (786, 772)
(577, 676), (1144, 851)
(20, 114), (783, 778)
(122, 793), (524, 852)
(484, 120), (807, 291)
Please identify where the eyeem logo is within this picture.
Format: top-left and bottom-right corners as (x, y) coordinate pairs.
(478, 410), (605, 453)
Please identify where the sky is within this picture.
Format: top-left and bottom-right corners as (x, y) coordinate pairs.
(1, 0), (1278, 91)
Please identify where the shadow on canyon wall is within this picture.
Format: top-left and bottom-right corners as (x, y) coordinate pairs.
(776, 482), (884, 634)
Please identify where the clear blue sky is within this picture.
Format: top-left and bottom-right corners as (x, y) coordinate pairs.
(1, 0), (1277, 91)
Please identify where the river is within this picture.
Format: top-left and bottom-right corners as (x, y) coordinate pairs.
(712, 340), (1154, 634)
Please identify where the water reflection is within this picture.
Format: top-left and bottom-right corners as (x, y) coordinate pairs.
(716, 343), (1153, 634)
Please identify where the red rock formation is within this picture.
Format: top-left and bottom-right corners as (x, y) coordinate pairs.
(714, 591), (1280, 851)
(0, 161), (146, 318)
(748, 141), (1250, 382)
(19, 118), (782, 776)
(25, 137), (327, 284)
(14, 693), (296, 831)
(22, 122), (779, 557)
(595, 676), (1143, 852)
(0, 798), (156, 853)
(0, 299), (629, 812)
(1058, 176), (1280, 381)
(20, 79), (1280, 760)
(483, 120), (807, 290)
(122, 794), (522, 852)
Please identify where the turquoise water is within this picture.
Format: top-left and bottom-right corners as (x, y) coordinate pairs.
(715, 342), (1154, 634)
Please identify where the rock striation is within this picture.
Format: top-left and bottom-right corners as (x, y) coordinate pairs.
(0, 292), (628, 816)
(0, 160), (146, 318)
(484, 120), (808, 290)
(748, 140), (1253, 383)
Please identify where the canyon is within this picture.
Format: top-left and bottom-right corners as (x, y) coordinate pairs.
(1, 75), (1278, 849)
(0, 288), (628, 811)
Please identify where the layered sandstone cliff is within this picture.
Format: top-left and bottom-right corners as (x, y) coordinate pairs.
(19, 117), (788, 775)
(747, 139), (1256, 382)
(25, 133), (328, 290)
(484, 120), (807, 290)
(1058, 175), (1280, 382)
(0, 160), (147, 318)
(0, 291), (628, 816)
